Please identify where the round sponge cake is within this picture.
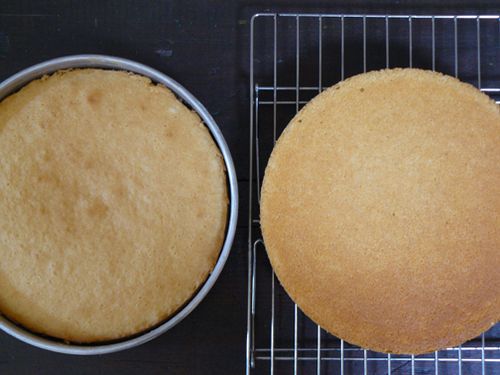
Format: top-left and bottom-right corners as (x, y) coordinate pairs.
(261, 69), (500, 354)
(0, 69), (228, 342)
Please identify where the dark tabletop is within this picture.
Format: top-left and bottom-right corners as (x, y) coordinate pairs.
(1, 1), (499, 374)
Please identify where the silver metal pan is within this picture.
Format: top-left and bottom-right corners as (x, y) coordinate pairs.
(0, 54), (238, 355)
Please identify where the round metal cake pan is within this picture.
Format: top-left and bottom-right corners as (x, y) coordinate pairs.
(0, 54), (238, 355)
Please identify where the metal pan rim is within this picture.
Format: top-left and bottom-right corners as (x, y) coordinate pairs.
(0, 54), (239, 355)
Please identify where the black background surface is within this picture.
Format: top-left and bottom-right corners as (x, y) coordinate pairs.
(1, 1), (499, 374)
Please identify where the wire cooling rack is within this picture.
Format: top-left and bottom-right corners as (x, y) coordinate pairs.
(247, 13), (500, 375)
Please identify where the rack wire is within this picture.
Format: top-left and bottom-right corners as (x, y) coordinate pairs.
(247, 13), (500, 375)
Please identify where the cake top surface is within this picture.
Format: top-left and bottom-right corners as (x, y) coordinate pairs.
(0, 68), (228, 342)
(261, 68), (500, 354)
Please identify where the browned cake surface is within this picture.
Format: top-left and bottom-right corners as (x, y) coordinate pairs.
(0, 69), (228, 342)
(261, 68), (500, 354)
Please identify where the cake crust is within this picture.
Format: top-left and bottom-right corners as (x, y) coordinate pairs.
(261, 68), (500, 354)
(0, 69), (228, 342)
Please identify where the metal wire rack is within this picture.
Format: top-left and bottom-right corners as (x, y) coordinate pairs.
(247, 13), (500, 375)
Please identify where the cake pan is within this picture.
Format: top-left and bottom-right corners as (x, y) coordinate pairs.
(0, 54), (238, 355)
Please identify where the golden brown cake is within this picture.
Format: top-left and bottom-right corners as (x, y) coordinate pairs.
(260, 68), (500, 354)
(0, 69), (228, 342)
